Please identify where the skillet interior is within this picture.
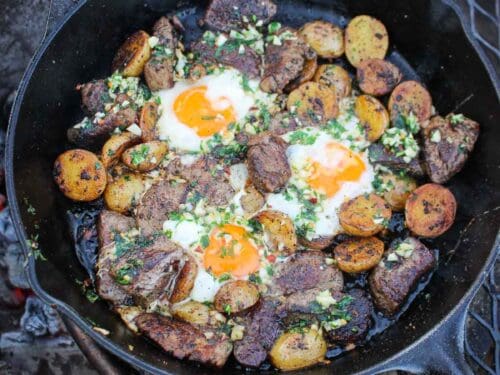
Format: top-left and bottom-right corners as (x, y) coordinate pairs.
(7, 0), (500, 373)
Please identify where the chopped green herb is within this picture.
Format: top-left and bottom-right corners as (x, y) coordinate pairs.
(200, 234), (210, 248)
(223, 304), (232, 314)
(218, 273), (231, 282)
(129, 145), (150, 166)
(450, 113), (465, 125)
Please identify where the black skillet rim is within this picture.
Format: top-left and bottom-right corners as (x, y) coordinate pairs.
(5, 0), (500, 373)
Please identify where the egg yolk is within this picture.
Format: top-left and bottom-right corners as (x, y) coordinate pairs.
(173, 85), (236, 137)
(203, 224), (260, 278)
(307, 142), (366, 197)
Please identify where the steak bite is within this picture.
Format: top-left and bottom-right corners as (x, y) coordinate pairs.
(369, 237), (436, 315)
(202, 0), (277, 32)
(97, 210), (136, 248)
(135, 313), (233, 367)
(77, 79), (109, 115)
(247, 133), (291, 193)
(368, 143), (425, 177)
(422, 114), (479, 184)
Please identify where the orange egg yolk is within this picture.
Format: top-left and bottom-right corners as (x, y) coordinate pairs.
(173, 85), (236, 137)
(203, 224), (260, 278)
(307, 142), (366, 197)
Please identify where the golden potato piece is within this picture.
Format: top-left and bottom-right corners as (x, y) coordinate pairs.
(339, 193), (392, 236)
(345, 15), (389, 68)
(104, 174), (145, 214)
(172, 301), (210, 326)
(139, 102), (160, 142)
(255, 210), (297, 254)
(313, 64), (352, 100)
(170, 255), (198, 304)
(388, 80), (433, 123)
(240, 185), (265, 215)
(299, 21), (344, 58)
(287, 82), (338, 124)
(357, 58), (402, 96)
(405, 183), (456, 238)
(121, 141), (168, 172)
(285, 56), (318, 92)
(334, 236), (384, 273)
(112, 30), (151, 77)
(269, 329), (327, 371)
(53, 149), (106, 202)
(379, 172), (417, 211)
(355, 94), (390, 142)
(214, 280), (259, 314)
(101, 132), (141, 169)
(298, 235), (334, 250)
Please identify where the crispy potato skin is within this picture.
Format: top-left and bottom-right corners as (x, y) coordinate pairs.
(269, 329), (327, 371)
(255, 210), (297, 254)
(380, 173), (417, 211)
(101, 132), (141, 169)
(170, 255), (198, 304)
(299, 21), (344, 58)
(357, 58), (402, 96)
(104, 174), (145, 214)
(405, 183), (456, 237)
(313, 64), (352, 100)
(112, 30), (151, 77)
(355, 95), (389, 142)
(334, 237), (384, 273)
(53, 149), (107, 201)
(285, 56), (318, 92)
(298, 235), (334, 250)
(388, 80), (433, 123)
(287, 82), (338, 124)
(339, 193), (392, 236)
(139, 102), (160, 142)
(172, 301), (211, 326)
(121, 141), (168, 172)
(214, 280), (259, 314)
(345, 15), (388, 68)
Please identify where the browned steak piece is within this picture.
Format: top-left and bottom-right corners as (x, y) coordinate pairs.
(368, 143), (425, 177)
(202, 0), (277, 32)
(135, 180), (189, 236)
(247, 133), (291, 193)
(77, 79), (109, 115)
(422, 114), (479, 184)
(268, 251), (344, 296)
(97, 210), (135, 248)
(191, 38), (261, 78)
(260, 28), (315, 93)
(135, 313), (233, 367)
(369, 237), (436, 315)
(267, 112), (299, 136)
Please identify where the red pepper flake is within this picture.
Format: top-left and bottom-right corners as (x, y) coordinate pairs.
(309, 197), (317, 204)
(266, 254), (276, 263)
(194, 246), (203, 253)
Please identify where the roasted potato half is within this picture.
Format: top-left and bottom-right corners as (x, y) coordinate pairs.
(121, 141), (168, 172)
(269, 329), (327, 371)
(214, 280), (259, 314)
(405, 183), (456, 237)
(357, 58), (402, 96)
(240, 185), (265, 215)
(170, 255), (198, 304)
(104, 174), (145, 214)
(334, 236), (384, 273)
(101, 132), (141, 169)
(172, 301), (211, 326)
(299, 21), (344, 58)
(298, 235), (335, 251)
(255, 210), (297, 254)
(388, 80), (433, 123)
(285, 56), (318, 92)
(355, 95), (390, 142)
(53, 149), (107, 202)
(345, 15), (389, 68)
(313, 64), (352, 100)
(139, 102), (160, 142)
(112, 30), (152, 77)
(287, 82), (338, 124)
(379, 172), (417, 211)
(339, 193), (392, 236)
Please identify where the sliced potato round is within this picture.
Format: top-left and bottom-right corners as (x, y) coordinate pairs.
(285, 55), (318, 92)
(345, 15), (389, 68)
(287, 82), (338, 124)
(269, 329), (327, 371)
(255, 210), (297, 254)
(104, 174), (145, 214)
(313, 64), (352, 100)
(334, 236), (384, 273)
(139, 102), (160, 142)
(121, 141), (168, 172)
(388, 80), (433, 123)
(355, 95), (390, 142)
(170, 255), (198, 304)
(380, 172), (417, 211)
(214, 280), (259, 314)
(53, 149), (106, 202)
(112, 30), (151, 77)
(101, 132), (141, 169)
(299, 21), (344, 58)
(298, 235), (334, 250)
(172, 301), (211, 326)
(405, 183), (456, 237)
(357, 58), (402, 96)
(339, 193), (392, 236)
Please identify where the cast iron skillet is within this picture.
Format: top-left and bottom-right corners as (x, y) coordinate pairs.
(6, 0), (500, 374)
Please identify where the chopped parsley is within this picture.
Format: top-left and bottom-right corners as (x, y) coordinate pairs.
(129, 145), (150, 166)
(200, 234), (210, 249)
(450, 113), (465, 125)
(240, 74), (253, 93)
(223, 304), (232, 314)
(287, 129), (318, 145)
(381, 127), (420, 163)
(218, 273), (232, 282)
